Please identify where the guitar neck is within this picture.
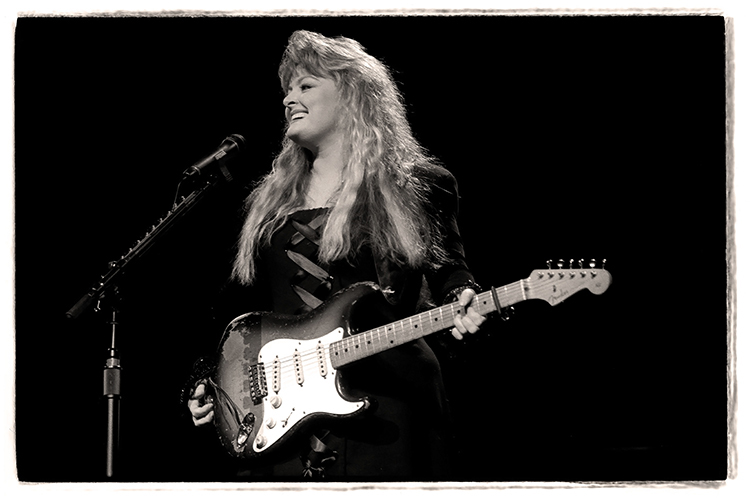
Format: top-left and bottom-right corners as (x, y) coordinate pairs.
(329, 281), (525, 369)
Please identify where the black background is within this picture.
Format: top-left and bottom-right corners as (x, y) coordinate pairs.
(14, 14), (728, 482)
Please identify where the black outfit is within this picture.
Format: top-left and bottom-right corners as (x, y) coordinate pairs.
(190, 164), (478, 481)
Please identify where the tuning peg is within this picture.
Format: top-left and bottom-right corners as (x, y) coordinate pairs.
(556, 259), (565, 278)
(589, 259), (598, 276)
(602, 258), (607, 269)
(546, 260), (555, 277)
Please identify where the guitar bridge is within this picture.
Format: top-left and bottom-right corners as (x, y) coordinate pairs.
(248, 363), (268, 405)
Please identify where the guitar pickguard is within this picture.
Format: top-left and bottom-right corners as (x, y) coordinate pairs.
(251, 328), (367, 453)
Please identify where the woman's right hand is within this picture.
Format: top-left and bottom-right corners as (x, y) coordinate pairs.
(188, 382), (215, 427)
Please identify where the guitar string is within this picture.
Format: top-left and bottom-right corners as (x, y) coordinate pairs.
(255, 275), (600, 383)
(261, 314), (454, 386)
(254, 283), (527, 375)
(247, 273), (607, 403)
(259, 298), (477, 371)
(255, 290), (507, 384)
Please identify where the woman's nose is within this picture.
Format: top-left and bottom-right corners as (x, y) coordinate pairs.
(283, 90), (297, 107)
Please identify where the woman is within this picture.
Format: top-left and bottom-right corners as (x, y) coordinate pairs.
(187, 30), (485, 480)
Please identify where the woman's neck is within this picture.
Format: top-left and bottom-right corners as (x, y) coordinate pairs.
(305, 143), (345, 209)
(310, 134), (344, 174)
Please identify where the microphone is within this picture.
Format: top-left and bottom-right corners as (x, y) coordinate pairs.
(182, 134), (246, 179)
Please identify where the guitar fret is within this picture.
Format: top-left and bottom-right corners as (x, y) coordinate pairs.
(330, 272), (600, 369)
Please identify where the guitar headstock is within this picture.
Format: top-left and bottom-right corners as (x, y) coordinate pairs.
(527, 259), (612, 306)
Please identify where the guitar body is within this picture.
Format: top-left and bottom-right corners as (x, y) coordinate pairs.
(210, 282), (382, 463)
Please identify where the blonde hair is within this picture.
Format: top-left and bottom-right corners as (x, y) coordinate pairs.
(232, 30), (446, 285)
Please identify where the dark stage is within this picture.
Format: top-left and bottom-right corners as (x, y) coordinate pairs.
(14, 14), (728, 483)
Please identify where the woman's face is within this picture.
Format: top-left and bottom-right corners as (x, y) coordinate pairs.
(283, 70), (342, 154)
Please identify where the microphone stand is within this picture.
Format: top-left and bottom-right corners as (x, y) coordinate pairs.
(66, 163), (234, 479)
(103, 291), (121, 479)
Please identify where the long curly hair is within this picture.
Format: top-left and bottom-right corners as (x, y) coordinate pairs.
(232, 30), (446, 285)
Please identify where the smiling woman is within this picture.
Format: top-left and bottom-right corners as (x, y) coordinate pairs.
(283, 74), (342, 158)
(283, 73), (344, 208)
(183, 29), (486, 480)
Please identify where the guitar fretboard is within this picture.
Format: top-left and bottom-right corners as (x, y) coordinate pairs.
(328, 280), (528, 369)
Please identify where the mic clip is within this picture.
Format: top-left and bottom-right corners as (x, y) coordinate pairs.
(181, 134), (244, 182)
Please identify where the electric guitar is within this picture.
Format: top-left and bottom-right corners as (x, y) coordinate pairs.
(206, 265), (612, 463)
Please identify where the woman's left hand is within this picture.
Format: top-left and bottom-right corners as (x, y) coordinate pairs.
(451, 288), (486, 340)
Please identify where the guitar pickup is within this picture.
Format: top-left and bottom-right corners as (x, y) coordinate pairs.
(248, 363), (268, 405)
